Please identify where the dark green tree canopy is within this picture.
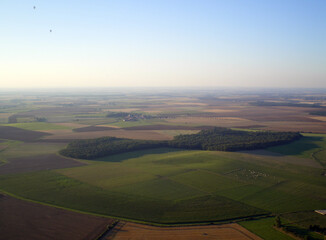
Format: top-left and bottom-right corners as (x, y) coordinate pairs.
(60, 127), (301, 160)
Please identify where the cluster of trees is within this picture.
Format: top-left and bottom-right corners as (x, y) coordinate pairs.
(106, 112), (131, 118)
(8, 115), (47, 123)
(60, 127), (301, 160)
(169, 128), (301, 151)
(60, 137), (168, 159)
(309, 111), (326, 116)
(35, 117), (47, 122)
(274, 216), (323, 240)
(281, 225), (315, 240)
(8, 115), (18, 123)
(106, 111), (153, 120)
(309, 225), (326, 235)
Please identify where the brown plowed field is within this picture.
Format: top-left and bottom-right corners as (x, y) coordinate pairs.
(0, 126), (51, 141)
(263, 121), (326, 133)
(0, 194), (114, 240)
(0, 154), (85, 175)
(106, 222), (262, 240)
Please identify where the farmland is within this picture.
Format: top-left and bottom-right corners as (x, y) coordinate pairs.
(0, 194), (114, 240)
(0, 89), (326, 239)
(0, 143), (325, 224)
(105, 222), (262, 240)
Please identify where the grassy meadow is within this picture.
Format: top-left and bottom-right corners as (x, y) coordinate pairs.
(240, 217), (294, 240)
(0, 92), (326, 236)
(0, 135), (325, 223)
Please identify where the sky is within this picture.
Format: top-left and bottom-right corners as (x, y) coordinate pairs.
(0, 0), (325, 89)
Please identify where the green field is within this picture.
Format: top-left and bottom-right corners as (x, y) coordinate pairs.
(0, 142), (66, 159)
(0, 92), (326, 233)
(240, 217), (294, 240)
(0, 135), (325, 223)
(281, 211), (326, 229)
(268, 133), (326, 160)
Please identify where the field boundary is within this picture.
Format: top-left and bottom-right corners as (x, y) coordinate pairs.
(0, 188), (270, 227)
(311, 149), (326, 167)
(273, 226), (302, 240)
(104, 222), (263, 240)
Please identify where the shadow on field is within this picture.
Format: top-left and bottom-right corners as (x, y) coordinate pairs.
(268, 136), (324, 156)
(0, 126), (51, 142)
(95, 148), (182, 162)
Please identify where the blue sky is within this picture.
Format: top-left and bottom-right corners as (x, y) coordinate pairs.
(0, 0), (325, 88)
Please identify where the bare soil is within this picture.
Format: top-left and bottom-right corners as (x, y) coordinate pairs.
(0, 126), (51, 141)
(106, 222), (262, 240)
(0, 194), (114, 240)
(0, 154), (85, 175)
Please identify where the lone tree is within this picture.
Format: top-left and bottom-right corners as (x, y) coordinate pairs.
(275, 215), (282, 228)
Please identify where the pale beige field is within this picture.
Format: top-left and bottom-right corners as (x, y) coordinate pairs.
(308, 116), (326, 122)
(106, 222), (262, 240)
(263, 121), (326, 133)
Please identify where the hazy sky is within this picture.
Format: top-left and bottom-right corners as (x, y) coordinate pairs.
(1, 0), (325, 88)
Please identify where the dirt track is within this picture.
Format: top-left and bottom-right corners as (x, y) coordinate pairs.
(0, 194), (114, 240)
(106, 222), (262, 240)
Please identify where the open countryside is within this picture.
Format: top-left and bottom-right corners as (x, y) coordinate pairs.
(0, 89), (326, 239)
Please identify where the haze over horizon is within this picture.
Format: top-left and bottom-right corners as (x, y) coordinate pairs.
(1, 0), (325, 89)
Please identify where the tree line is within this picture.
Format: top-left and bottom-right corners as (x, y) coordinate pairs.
(169, 128), (301, 151)
(309, 111), (326, 116)
(60, 127), (301, 160)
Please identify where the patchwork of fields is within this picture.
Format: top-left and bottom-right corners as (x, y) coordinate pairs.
(1, 91), (326, 239)
(0, 134), (325, 224)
